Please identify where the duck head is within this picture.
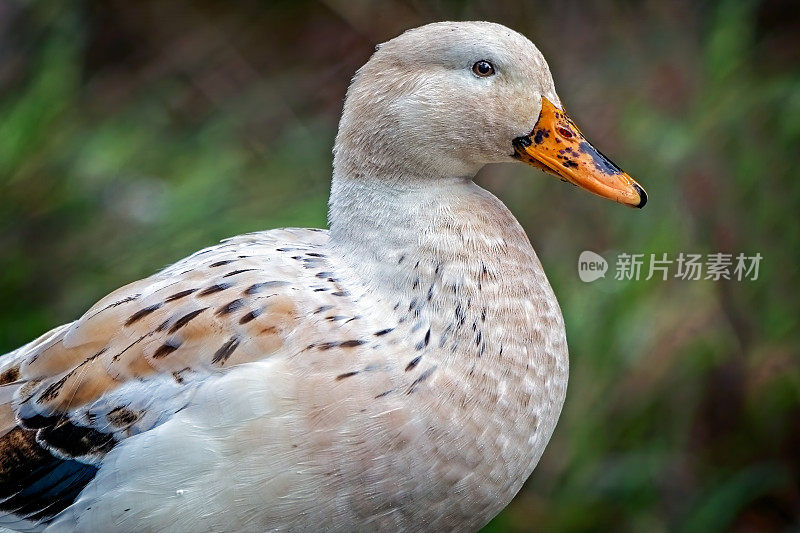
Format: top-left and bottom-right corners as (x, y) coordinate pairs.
(334, 21), (646, 208)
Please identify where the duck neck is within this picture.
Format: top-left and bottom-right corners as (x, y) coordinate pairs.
(329, 172), (478, 288)
(327, 166), (558, 351)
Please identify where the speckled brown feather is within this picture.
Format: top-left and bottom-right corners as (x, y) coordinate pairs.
(1, 229), (338, 438)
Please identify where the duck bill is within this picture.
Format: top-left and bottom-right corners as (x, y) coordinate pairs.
(512, 97), (647, 208)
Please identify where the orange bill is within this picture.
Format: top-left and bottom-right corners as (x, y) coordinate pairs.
(512, 97), (647, 208)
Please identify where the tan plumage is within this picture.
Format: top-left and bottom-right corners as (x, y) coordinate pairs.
(0, 20), (643, 532)
(5, 230), (320, 413)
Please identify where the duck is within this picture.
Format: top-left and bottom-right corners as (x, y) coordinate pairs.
(0, 21), (646, 532)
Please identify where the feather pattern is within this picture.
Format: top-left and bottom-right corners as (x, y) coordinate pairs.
(0, 21), (574, 532)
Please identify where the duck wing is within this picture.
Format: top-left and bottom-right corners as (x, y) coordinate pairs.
(0, 228), (347, 530)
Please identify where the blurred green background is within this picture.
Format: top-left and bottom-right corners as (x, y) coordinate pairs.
(1, 0), (798, 531)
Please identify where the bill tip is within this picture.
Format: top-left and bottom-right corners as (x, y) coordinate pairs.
(633, 183), (647, 209)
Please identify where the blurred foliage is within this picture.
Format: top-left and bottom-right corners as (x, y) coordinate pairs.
(1, 0), (799, 531)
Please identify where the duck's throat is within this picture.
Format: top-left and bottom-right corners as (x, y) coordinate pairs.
(328, 175), (564, 367)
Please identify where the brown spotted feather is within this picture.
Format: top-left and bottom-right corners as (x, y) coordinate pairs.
(1, 229), (338, 444)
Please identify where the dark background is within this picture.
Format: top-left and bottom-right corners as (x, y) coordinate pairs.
(1, 1), (798, 531)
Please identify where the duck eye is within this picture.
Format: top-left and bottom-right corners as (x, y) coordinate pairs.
(472, 60), (495, 77)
